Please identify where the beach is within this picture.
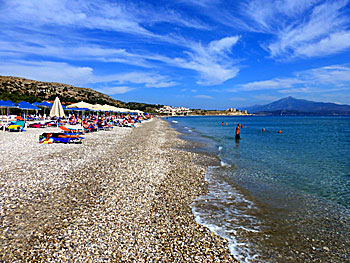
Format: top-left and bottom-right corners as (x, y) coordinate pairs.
(0, 119), (236, 262)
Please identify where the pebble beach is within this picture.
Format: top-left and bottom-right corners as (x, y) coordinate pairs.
(0, 118), (236, 262)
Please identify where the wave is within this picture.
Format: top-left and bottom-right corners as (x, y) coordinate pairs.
(191, 166), (262, 262)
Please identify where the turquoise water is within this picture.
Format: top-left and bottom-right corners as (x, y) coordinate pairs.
(168, 116), (350, 262)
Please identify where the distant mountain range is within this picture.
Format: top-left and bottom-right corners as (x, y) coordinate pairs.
(246, 96), (350, 115)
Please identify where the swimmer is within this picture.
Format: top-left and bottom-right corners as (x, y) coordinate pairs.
(235, 123), (241, 140)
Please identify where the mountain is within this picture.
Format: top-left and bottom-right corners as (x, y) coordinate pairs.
(246, 96), (350, 115)
(0, 75), (162, 112)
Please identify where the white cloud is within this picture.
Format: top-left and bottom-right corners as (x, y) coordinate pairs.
(92, 72), (178, 88)
(168, 36), (241, 85)
(253, 94), (281, 102)
(0, 0), (208, 42)
(268, 0), (349, 58)
(278, 87), (312, 93)
(194, 94), (213, 99)
(0, 60), (93, 85)
(238, 0), (350, 59)
(208, 36), (240, 55)
(238, 64), (350, 92)
(242, 0), (317, 33)
(229, 97), (247, 101)
(294, 31), (350, 58)
(96, 86), (134, 95)
(0, 60), (177, 89)
(239, 78), (302, 91)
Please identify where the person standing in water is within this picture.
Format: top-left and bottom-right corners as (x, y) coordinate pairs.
(235, 123), (241, 140)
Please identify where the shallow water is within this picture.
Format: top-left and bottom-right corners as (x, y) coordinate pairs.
(169, 116), (350, 262)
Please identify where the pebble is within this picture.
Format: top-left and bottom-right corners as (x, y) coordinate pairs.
(0, 119), (236, 262)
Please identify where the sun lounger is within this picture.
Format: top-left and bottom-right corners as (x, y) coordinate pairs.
(8, 120), (26, 132)
(29, 123), (46, 128)
(59, 125), (85, 134)
(39, 132), (84, 144)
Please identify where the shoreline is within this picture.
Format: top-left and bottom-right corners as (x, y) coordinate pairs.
(0, 118), (237, 262)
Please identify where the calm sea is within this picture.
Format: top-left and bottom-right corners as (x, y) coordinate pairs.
(168, 116), (350, 263)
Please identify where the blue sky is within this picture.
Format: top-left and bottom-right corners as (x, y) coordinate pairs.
(0, 0), (349, 109)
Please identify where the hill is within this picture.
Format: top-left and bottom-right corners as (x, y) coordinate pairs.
(0, 75), (162, 112)
(247, 96), (350, 115)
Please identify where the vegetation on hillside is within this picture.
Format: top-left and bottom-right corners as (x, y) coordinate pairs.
(0, 75), (162, 112)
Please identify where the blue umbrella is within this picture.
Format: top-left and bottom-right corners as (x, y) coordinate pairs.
(33, 101), (53, 108)
(16, 101), (40, 121)
(0, 100), (17, 108)
(0, 100), (18, 128)
(17, 101), (40, 110)
(33, 101), (53, 117)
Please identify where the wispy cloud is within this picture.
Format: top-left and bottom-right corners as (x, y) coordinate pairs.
(238, 64), (350, 92)
(230, 0), (350, 59)
(293, 31), (350, 58)
(0, 60), (177, 88)
(194, 94), (213, 99)
(168, 36), (241, 85)
(0, 0), (208, 41)
(92, 72), (178, 88)
(253, 94), (281, 102)
(95, 86), (135, 95)
(0, 60), (94, 85)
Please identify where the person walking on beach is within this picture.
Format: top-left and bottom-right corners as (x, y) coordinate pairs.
(235, 123), (241, 140)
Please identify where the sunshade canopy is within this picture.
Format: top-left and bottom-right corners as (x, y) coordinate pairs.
(16, 101), (40, 110)
(33, 101), (53, 108)
(50, 97), (65, 118)
(66, 107), (89, 111)
(0, 100), (17, 108)
(67, 101), (95, 109)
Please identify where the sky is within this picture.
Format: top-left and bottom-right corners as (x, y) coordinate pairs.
(0, 0), (349, 109)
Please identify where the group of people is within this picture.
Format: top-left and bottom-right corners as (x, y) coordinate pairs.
(221, 122), (282, 141)
(61, 113), (151, 132)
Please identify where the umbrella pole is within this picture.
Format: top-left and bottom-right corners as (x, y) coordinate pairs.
(1, 108), (4, 132)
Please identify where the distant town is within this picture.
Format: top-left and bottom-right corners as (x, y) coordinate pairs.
(157, 105), (251, 116)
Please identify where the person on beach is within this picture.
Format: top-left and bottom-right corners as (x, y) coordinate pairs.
(235, 123), (241, 140)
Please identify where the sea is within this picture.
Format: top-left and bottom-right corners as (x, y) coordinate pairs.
(167, 116), (350, 262)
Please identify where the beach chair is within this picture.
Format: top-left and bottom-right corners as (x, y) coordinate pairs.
(29, 123), (46, 128)
(59, 125), (84, 134)
(8, 120), (26, 132)
(39, 132), (84, 144)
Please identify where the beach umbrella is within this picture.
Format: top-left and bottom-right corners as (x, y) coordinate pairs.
(132, 109), (144, 114)
(16, 101), (40, 122)
(118, 107), (132, 113)
(67, 101), (95, 109)
(33, 101), (53, 118)
(16, 101), (40, 110)
(0, 100), (17, 108)
(50, 97), (65, 118)
(33, 101), (53, 108)
(0, 100), (18, 130)
(0, 100), (17, 116)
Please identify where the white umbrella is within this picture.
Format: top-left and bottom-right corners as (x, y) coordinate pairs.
(67, 101), (95, 109)
(50, 97), (65, 118)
